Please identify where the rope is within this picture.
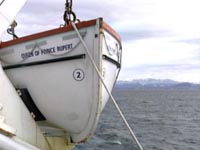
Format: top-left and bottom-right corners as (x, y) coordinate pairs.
(71, 22), (144, 150)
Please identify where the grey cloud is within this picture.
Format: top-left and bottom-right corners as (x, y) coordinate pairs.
(16, 1), (167, 41)
(133, 63), (200, 71)
(175, 38), (200, 45)
(123, 63), (200, 76)
(18, 1), (119, 28)
(21, 1), (63, 14)
(120, 63), (200, 81)
(119, 29), (171, 41)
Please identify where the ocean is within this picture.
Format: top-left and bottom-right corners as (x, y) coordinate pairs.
(75, 88), (200, 150)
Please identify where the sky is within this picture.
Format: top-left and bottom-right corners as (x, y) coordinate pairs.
(2, 0), (200, 83)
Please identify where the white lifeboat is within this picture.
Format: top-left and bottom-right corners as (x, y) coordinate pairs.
(0, 18), (122, 142)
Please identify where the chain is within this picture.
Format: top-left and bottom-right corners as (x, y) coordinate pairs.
(63, 0), (77, 25)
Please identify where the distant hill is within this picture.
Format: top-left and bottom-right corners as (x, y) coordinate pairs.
(115, 79), (200, 89)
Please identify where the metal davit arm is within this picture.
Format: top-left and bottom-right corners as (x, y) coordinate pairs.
(0, 134), (39, 150)
(0, 63), (38, 149)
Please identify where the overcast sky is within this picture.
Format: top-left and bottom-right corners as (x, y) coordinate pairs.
(2, 0), (200, 82)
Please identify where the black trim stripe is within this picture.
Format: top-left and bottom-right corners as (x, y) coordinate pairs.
(3, 54), (86, 70)
(103, 55), (121, 68)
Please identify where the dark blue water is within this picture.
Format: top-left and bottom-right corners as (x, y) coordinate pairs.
(76, 88), (200, 150)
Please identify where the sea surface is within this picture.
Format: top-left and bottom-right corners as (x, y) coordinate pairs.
(75, 88), (200, 150)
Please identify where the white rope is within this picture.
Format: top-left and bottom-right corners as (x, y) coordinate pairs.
(71, 22), (144, 150)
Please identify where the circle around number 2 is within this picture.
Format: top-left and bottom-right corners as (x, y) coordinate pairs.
(73, 69), (85, 81)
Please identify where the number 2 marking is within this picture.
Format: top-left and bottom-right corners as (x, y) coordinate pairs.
(76, 72), (81, 78)
(73, 69), (84, 81)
